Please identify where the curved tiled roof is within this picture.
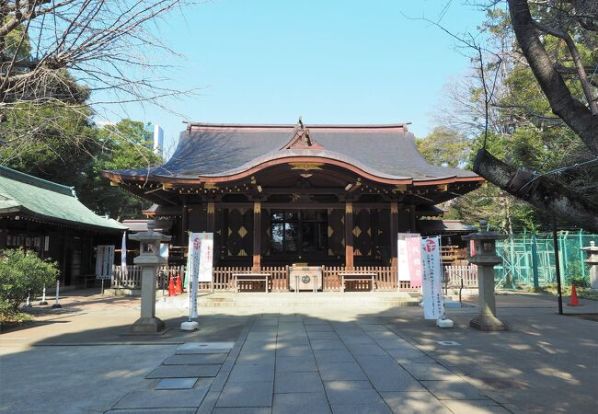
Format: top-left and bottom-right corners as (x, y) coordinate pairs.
(108, 123), (480, 185)
(0, 166), (126, 231)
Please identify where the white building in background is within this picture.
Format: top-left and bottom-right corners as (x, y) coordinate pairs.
(153, 125), (164, 158)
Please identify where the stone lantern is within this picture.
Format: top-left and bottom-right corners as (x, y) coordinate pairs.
(129, 228), (171, 333)
(582, 241), (598, 290)
(463, 221), (508, 331)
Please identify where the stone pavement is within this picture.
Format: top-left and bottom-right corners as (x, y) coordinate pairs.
(1, 291), (596, 413)
(104, 316), (508, 414)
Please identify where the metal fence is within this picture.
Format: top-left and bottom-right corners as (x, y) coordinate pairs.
(495, 230), (598, 288)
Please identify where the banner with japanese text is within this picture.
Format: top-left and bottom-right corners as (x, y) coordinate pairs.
(397, 233), (423, 288)
(186, 233), (213, 319)
(186, 232), (214, 284)
(421, 236), (445, 320)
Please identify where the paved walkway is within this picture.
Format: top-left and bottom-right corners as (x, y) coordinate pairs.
(1, 291), (596, 413)
(107, 315), (507, 414)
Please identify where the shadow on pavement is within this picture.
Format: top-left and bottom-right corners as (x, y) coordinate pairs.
(0, 292), (596, 414)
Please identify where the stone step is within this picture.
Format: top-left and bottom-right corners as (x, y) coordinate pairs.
(198, 293), (420, 308)
(156, 292), (421, 310)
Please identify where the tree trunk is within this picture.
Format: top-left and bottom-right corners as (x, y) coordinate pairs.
(473, 149), (598, 232)
(507, 0), (598, 155)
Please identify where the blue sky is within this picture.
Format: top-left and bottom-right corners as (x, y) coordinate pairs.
(95, 1), (488, 155)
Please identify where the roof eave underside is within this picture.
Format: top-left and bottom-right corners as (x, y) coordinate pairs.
(0, 205), (125, 233)
(105, 154), (482, 186)
(0, 176), (126, 232)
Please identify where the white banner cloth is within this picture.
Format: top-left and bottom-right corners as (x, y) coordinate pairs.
(421, 236), (445, 320)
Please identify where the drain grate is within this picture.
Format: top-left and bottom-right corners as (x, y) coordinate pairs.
(479, 377), (527, 389)
(176, 342), (235, 354)
(437, 340), (461, 346)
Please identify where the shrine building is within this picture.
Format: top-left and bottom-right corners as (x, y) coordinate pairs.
(104, 120), (482, 280)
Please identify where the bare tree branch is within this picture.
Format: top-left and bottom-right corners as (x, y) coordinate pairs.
(473, 148), (598, 231)
(507, 0), (598, 154)
(0, 0), (193, 112)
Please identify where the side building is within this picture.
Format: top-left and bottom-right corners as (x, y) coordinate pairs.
(0, 166), (126, 287)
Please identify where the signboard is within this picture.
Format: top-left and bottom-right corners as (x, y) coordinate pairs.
(186, 233), (214, 320)
(421, 236), (445, 320)
(160, 243), (169, 261)
(397, 233), (423, 288)
(95, 245), (115, 280)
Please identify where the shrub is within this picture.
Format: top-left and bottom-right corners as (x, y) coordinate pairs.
(0, 249), (59, 315)
(569, 275), (589, 288)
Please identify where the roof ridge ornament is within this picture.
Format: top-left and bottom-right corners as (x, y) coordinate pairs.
(281, 117), (323, 150)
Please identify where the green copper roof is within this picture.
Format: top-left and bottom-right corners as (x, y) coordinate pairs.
(0, 166), (126, 232)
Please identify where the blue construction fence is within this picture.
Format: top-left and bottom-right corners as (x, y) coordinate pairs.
(494, 230), (598, 288)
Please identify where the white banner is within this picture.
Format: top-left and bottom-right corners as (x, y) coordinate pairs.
(186, 233), (214, 320)
(397, 233), (423, 287)
(421, 236), (445, 320)
(95, 245), (115, 280)
(198, 233), (214, 283)
(120, 232), (127, 275)
(398, 235), (409, 282)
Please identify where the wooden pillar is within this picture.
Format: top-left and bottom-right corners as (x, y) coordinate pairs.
(206, 201), (215, 232)
(345, 201), (354, 269)
(409, 205), (417, 232)
(390, 201), (399, 268)
(252, 201), (262, 270)
(181, 201), (188, 246)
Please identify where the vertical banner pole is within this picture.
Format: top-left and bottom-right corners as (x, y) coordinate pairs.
(421, 236), (451, 327)
(181, 233), (201, 331)
(52, 279), (62, 309)
(40, 285), (48, 305)
(531, 233), (540, 290)
(121, 232), (127, 276)
(553, 220), (563, 315)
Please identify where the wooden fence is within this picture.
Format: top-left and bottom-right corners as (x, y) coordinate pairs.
(111, 264), (478, 291)
(111, 265), (141, 288)
(111, 265), (185, 289)
(444, 264), (478, 288)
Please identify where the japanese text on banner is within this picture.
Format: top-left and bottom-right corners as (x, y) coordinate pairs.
(421, 236), (445, 320)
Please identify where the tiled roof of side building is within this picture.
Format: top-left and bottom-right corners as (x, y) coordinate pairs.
(0, 166), (126, 232)
(107, 122), (480, 184)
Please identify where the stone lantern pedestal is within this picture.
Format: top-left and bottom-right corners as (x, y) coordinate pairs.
(463, 222), (508, 331)
(582, 241), (598, 290)
(129, 229), (171, 334)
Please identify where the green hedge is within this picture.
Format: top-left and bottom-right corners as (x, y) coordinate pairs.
(0, 249), (58, 316)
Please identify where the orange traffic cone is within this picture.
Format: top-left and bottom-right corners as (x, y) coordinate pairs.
(168, 276), (176, 297)
(175, 275), (183, 295)
(568, 284), (581, 306)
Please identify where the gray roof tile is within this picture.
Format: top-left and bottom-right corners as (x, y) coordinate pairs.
(110, 123), (478, 182)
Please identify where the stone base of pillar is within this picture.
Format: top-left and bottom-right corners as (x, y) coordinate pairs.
(130, 317), (165, 333)
(180, 320), (199, 331)
(470, 314), (507, 331)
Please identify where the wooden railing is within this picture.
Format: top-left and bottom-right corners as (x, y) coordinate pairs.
(444, 264), (478, 288)
(112, 265), (185, 289)
(441, 245), (468, 264)
(111, 265), (141, 288)
(322, 266), (399, 291)
(110, 264), (457, 292)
